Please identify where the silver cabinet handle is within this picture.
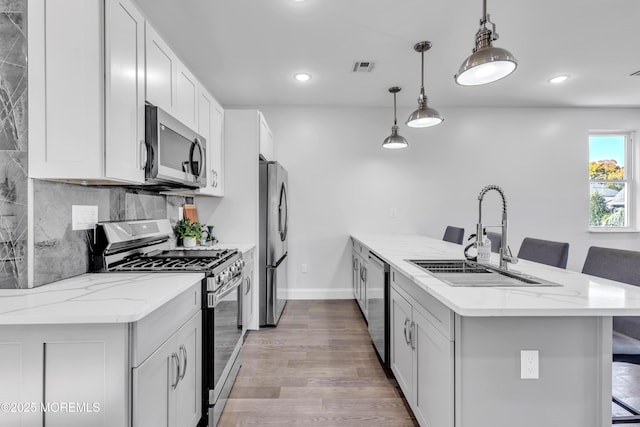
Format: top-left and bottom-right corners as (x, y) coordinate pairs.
(362, 267), (367, 282)
(403, 319), (411, 345)
(179, 345), (187, 381)
(139, 140), (147, 170)
(171, 352), (180, 389)
(212, 170), (218, 188)
(410, 321), (416, 350)
(245, 277), (251, 295)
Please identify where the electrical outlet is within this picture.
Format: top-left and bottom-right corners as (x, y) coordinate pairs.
(301, 264), (308, 273)
(72, 205), (98, 231)
(520, 350), (539, 379)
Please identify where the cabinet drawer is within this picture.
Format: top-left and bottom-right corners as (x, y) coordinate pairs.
(130, 283), (201, 366)
(391, 268), (454, 340)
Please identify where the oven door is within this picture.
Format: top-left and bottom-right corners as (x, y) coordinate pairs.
(206, 274), (243, 406)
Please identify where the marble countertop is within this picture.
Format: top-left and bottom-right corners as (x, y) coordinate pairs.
(352, 234), (640, 317)
(0, 272), (204, 325)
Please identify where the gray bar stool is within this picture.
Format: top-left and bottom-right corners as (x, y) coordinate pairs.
(517, 237), (569, 269)
(442, 226), (465, 245)
(582, 246), (640, 423)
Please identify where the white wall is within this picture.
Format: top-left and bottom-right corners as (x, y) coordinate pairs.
(252, 106), (640, 298)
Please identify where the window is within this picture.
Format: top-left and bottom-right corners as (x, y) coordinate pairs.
(589, 133), (633, 230)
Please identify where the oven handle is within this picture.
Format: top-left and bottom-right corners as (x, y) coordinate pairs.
(210, 274), (242, 307)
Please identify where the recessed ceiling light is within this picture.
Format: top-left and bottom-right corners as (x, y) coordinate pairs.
(548, 75), (569, 84)
(294, 73), (311, 82)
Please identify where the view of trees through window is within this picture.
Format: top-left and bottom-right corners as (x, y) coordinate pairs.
(589, 134), (628, 227)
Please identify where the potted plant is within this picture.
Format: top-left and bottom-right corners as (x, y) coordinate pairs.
(174, 218), (202, 248)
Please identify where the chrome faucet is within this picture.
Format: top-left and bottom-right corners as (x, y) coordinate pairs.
(477, 185), (517, 270)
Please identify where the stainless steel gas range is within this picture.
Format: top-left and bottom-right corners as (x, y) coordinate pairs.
(93, 219), (245, 427)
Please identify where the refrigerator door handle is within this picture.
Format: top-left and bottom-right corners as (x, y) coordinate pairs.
(278, 182), (288, 242)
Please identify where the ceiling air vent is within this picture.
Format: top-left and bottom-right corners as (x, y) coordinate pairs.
(352, 61), (375, 73)
(631, 70), (640, 77)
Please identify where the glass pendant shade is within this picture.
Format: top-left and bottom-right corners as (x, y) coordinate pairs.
(406, 41), (443, 129)
(455, 0), (517, 86)
(383, 86), (408, 149)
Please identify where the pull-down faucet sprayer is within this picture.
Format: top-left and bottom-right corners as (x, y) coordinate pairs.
(477, 185), (517, 270)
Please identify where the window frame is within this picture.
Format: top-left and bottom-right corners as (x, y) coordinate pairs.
(588, 131), (637, 232)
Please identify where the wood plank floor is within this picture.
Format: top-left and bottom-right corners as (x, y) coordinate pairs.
(218, 299), (418, 426)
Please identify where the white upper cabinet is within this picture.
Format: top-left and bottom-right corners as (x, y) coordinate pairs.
(259, 113), (274, 161)
(29, 0), (224, 192)
(196, 88), (225, 197)
(176, 64), (199, 130)
(104, 0), (146, 184)
(29, 0), (146, 184)
(145, 22), (178, 114)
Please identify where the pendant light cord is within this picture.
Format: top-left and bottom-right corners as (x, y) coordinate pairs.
(420, 50), (425, 91)
(393, 92), (398, 125)
(482, 0), (487, 24)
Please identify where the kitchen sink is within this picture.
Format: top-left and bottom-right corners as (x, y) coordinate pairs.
(407, 259), (562, 287)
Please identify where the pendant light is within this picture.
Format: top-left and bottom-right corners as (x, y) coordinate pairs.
(455, 0), (517, 86)
(383, 87), (408, 149)
(406, 41), (443, 128)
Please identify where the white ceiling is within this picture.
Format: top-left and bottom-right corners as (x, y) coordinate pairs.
(134, 0), (640, 108)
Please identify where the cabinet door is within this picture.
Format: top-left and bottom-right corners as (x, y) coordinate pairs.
(145, 22), (177, 113)
(412, 307), (454, 427)
(390, 288), (414, 396)
(132, 335), (176, 427)
(352, 252), (359, 299)
(196, 89), (224, 197)
(105, 0), (146, 183)
(258, 113), (274, 161)
(243, 250), (255, 331)
(29, 0), (104, 180)
(210, 100), (225, 196)
(174, 312), (202, 427)
(176, 64), (198, 129)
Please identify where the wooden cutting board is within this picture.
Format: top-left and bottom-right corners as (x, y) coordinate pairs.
(183, 204), (199, 223)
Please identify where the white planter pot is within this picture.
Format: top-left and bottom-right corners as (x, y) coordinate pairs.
(183, 237), (196, 248)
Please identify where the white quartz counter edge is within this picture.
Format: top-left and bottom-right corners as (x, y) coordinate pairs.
(352, 234), (640, 317)
(0, 272), (204, 325)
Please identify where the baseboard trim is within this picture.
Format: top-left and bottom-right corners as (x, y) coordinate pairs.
(286, 288), (353, 300)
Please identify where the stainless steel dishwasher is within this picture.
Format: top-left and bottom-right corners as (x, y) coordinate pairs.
(366, 251), (390, 366)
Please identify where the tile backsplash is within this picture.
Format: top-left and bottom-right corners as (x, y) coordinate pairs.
(0, 0), (27, 288)
(32, 180), (187, 287)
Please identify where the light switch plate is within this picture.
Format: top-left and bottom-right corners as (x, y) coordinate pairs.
(72, 205), (98, 231)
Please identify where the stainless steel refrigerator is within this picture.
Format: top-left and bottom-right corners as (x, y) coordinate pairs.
(259, 160), (288, 326)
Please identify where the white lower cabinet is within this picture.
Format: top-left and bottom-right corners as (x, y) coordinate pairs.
(351, 240), (368, 319)
(243, 248), (257, 331)
(133, 311), (201, 427)
(391, 271), (454, 427)
(0, 282), (202, 427)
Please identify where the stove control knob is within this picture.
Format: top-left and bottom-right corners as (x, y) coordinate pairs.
(239, 259), (246, 268)
(231, 265), (239, 274)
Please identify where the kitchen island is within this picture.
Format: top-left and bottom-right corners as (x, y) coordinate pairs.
(352, 234), (640, 427)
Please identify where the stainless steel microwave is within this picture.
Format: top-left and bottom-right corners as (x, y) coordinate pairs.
(145, 104), (206, 188)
